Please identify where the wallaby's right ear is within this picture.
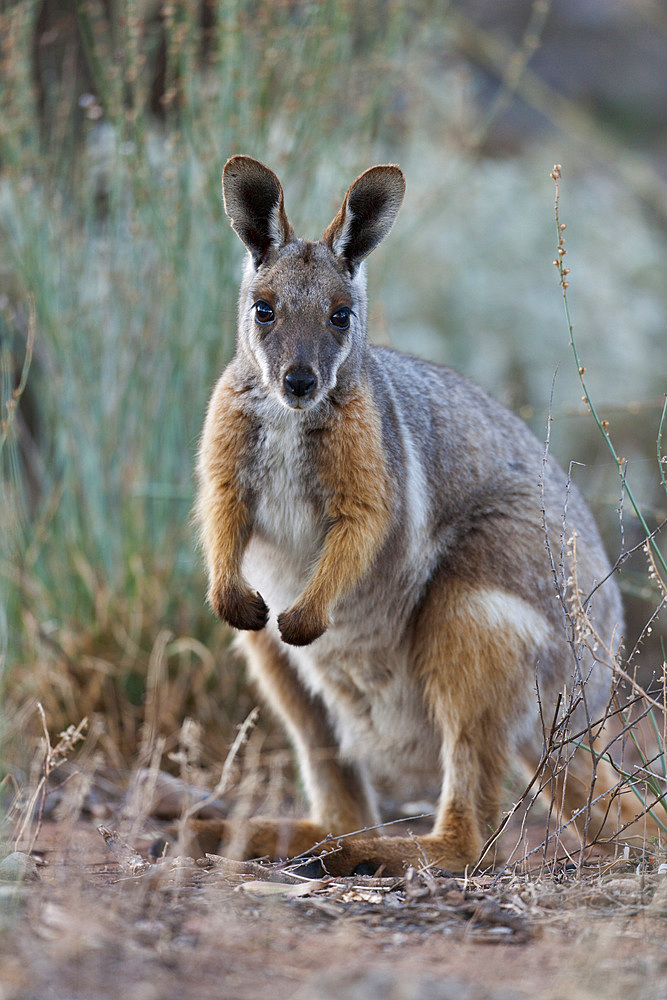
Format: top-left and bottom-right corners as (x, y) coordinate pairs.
(322, 165), (405, 275)
(222, 156), (294, 266)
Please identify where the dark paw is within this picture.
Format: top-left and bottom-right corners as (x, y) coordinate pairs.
(352, 860), (380, 877)
(148, 837), (169, 863)
(315, 851), (385, 878)
(211, 585), (269, 631)
(277, 605), (328, 646)
(285, 856), (328, 879)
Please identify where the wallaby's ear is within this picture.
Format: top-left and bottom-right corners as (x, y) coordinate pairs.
(322, 165), (405, 275)
(222, 155), (294, 266)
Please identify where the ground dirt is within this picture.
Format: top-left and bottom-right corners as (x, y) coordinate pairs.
(2, 808), (667, 1000)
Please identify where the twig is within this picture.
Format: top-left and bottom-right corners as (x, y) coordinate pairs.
(287, 812), (434, 864)
(12, 704), (88, 853)
(0, 294), (35, 452)
(173, 707), (262, 851)
(98, 825), (149, 876)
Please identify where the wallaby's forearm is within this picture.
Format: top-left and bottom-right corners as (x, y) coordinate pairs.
(196, 374), (268, 631)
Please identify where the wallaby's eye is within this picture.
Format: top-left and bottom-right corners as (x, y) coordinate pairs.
(330, 307), (351, 331)
(253, 300), (275, 325)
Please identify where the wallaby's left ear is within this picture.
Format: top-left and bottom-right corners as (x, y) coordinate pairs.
(222, 155), (294, 266)
(322, 165), (405, 275)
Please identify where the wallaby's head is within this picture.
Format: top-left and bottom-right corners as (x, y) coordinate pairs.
(222, 155), (405, 410)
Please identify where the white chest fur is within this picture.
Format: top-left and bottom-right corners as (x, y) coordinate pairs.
(243, 409), (325, 609)
(251, 412), (322, 550)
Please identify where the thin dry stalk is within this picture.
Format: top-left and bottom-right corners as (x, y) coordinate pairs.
(568, 533), (664, 713)
(173, 707), (261, 852)
(12, 703), (87, 853)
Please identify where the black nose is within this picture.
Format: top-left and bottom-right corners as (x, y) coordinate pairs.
(284, 367), (317, 398)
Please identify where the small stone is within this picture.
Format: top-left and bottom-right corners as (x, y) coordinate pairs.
(0, 852), (40, 882)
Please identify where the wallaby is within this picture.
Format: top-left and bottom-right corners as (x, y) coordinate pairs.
(193, 155), (637, 874)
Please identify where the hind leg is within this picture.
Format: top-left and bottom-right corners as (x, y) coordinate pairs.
(186, 629), (378, 860)
(372, 580), (549, 870)
(282, 577), (555, 876)
(370, 577), (548, 869)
